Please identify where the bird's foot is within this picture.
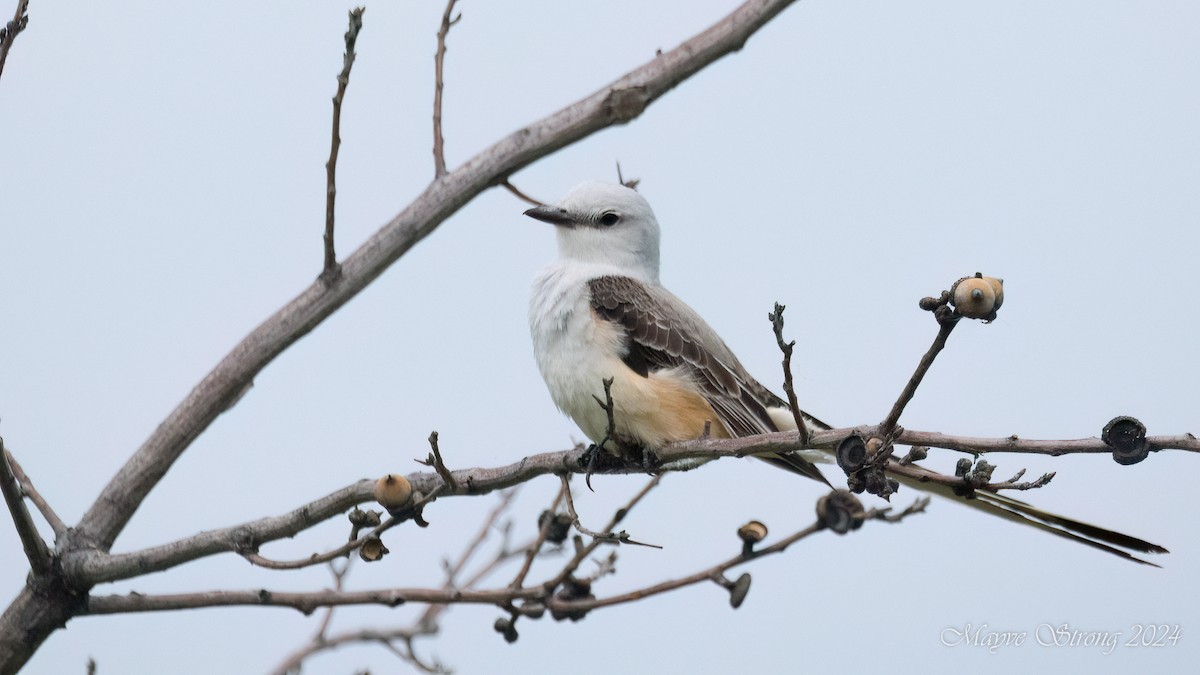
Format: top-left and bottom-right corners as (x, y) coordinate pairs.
(640, 448), (662, 475)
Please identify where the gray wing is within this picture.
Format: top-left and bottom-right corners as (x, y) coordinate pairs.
(588, 275), (829, 485)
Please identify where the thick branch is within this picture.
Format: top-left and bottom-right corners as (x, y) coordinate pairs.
(84, 586), (541, 616)
(63, 424), (1200, 586)
(65, 481), (373, 584)
(74, 0), (803, 557)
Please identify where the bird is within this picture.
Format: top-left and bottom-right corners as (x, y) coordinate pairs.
(525, 180), (1166, 565)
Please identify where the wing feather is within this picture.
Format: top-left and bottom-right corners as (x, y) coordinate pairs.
(587, 275), (828, 484)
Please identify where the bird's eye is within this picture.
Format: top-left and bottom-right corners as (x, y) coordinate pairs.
(599, 212), (620, 227)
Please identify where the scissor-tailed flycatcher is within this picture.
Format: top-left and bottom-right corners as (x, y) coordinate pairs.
(525, 181), (1165, 564)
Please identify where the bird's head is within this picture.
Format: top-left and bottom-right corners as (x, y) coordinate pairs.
(524, 181), (661, 283)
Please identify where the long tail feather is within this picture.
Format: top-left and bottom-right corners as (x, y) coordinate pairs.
(765, 406), (1167, 564)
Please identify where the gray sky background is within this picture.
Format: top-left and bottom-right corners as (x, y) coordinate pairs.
(2, 1), (1197, 673)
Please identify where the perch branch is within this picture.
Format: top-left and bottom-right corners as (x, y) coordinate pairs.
(64, 423), (1200, 586)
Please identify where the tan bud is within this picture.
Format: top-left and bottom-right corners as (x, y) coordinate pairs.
(373, 473), (413, 509)
(952, 277), (997, 319)
(737, 520), (768, 544)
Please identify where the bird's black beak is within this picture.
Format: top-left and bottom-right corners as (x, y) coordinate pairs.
(523, 205), (575, 228)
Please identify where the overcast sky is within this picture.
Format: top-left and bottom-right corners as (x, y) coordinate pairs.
(2, 1), (1198, 673)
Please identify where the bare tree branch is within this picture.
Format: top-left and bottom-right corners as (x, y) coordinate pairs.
(0, 437), (51, 575)
(66, 481), (372, 585)
(879, 313), (957, 441)
(322, 7), (365, 283)
(0, 0), (29, 81)
(898, 430), (1200, 456)
(543, 475), (662, 591)
(560, 475), (661, 548)
(769, 303), (810, 447)
(59, 420), (1198, 588)
(432, 0), (461, 177)
(416, 431), (457, 491)
(241, 515), (397, 571)
(508, 482), (567, 590)
(84, 586), (542, 615)
(4, 446), (66, 538)
(498, 179), (545, 207)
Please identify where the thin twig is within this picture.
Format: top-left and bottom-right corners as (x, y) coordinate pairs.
(878, 317), (957, 440)
(310, 558), (352, 645)
(432, 0), (461, 177)
(614, 161), (640, 190)
(322, 7), (364, 283)
(416, 431), (457, 491)
(546, 497), (926, 615)
(0, 438), (52, 575)
(885, 458), (1052, 495)
(543, 474), (662, 590)
(448, 491), (517, 583)
(241, 516), (398, 570)
(509, 482), (566, 590)
(273, 494), (520, 675)
(560, 475), (661, 548)
(584, 376), (618, 490)
(499, 179), (545, 206)
(0, 0), (30, 81)
(769, 303), (809, 447)
(5, 450), (66, 537)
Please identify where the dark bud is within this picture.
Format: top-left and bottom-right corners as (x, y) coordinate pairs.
(493, 617), (519, 644)
(817, 489), (866, 534)
(518, 600), (546, 620)
(919, 296), (940, 311)
(967, 459), (995, 487)
(836, 434), (868, 474)
(348, 507), (381, 528)
(537, 510), (573, 544)
(846, 473), (865, 494)
(863, 470), (886, 496)
(550, 578), (595, 622)
(1102, 416), (1151, 465)
(954, 457), (972, 477)
(729, 573), (752, 609)
(899, 446), (928, 465)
